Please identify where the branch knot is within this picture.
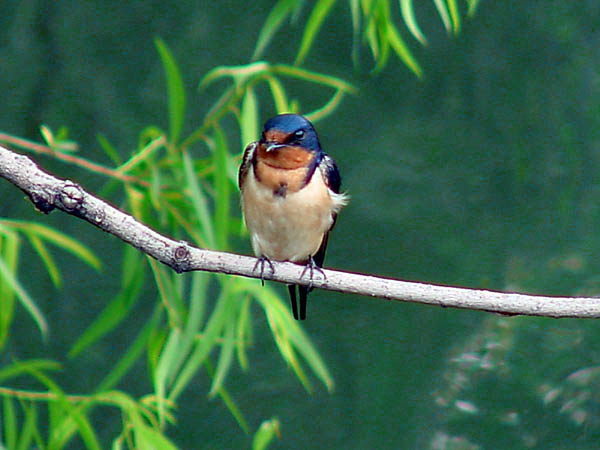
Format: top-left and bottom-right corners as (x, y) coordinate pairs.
(30, 192), (55, 214)
(173, 244), (191, 273)
(59, 182), (84, 212)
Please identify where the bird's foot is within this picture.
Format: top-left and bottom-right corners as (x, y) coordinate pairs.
(253, 255), (275, 286)
(300, 256), (326, 291)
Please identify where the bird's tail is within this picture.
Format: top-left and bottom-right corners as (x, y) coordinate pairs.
(287, 284), (308, 320)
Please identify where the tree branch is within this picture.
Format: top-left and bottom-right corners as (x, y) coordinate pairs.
(1, 143), (599, 318)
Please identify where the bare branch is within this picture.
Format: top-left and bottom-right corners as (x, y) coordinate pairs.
(1, 144), (599, 318)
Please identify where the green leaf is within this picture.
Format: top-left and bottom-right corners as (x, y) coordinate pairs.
(17, 401), (38, 450)
(96, 390), (177, 449)
(386, 21), (423, 78)
(433, 0), (452, 33)
(236, 296), (252, 371)
(199, 61), (268, 91)
(26, 234), (61, 287)
(252, 418), (280, 450)
(447, 0), (461, 34)
(33, 226), (101, 271)
(304, 89), (345, 123)
(362, 0), (381, 61)
(245, 282), (334, 392)
(149, 259), (185, 326)
(200, 61), (356, 98)
(154, 327), (183, 424)
(294, 0), (338, 66)
(155, 37), (186, 147)
(252, 0), (299, 60)
(240, 87), (259, 149)
(40, 125), (78, 153)
(0, 359), (61, 384)
(0, 230), (18, 347)
(224, 152), (241, 188)
(272, 64), (357, 94)
(163, 271), (209, 389)
(69, 247), (145, 358)
(131, 421), (178, 450)
(138, 125), (165, 149)
(39, 124), (53, 146)
(0, 220), (102, 272)
(350, 0), (361, 66)
(213, 127), (231, 250)
(96, 133), (122, 165)
(264, 75), (289, 113)
(117, 135), (166, 174)
(0, 257), (48, 340)
(26, 368), (101, 450)
(189, 271), (209, 328)
(370, 0), (392, 74)
(286, 319), (334, 392)
(209, 319), (235, 397)
(155, 271), (208, 395)
(205, 359), (250, 433)
(182, 149), (215, 248)
(156, 330), (183, 376)
(96, 305), (162, 392)
(55, 126), (70, 141)
(467, 0), (480, 17)
(168, 286), (233, 402)
(3, 397), (17, 450)
(400, 0), (427, 45)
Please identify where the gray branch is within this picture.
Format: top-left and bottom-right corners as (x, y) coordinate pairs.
(1, 144), (599, 318)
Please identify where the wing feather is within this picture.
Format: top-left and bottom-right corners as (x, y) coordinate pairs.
(238, 142), (258, 189)
(320, 153), (342, 194)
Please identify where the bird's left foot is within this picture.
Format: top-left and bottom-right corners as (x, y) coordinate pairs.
(253, 255), (275, 286)
(300, 256), (326, 291)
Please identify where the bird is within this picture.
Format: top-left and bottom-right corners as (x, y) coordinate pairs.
(238, 113), (348, 320)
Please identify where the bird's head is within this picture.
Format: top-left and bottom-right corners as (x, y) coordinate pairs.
(259, 114), (322, 155)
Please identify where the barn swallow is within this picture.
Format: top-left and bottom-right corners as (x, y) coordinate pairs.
(238, 114), (348, 320)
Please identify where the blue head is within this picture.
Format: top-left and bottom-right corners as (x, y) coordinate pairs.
(261, 114), (322, 153)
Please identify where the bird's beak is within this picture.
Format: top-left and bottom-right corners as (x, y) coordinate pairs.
(265, 142), (286, 153)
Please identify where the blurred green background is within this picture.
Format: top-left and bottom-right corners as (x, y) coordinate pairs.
(2, 1), (600, 448)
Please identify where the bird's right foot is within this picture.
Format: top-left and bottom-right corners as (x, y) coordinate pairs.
(253, 255), (275, 286)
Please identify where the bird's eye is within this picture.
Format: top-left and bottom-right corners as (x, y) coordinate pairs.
(294, 130), (305, 139)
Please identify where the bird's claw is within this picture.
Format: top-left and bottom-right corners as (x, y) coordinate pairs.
(253, 255), (275, 286)
(300, 256), (326, 291)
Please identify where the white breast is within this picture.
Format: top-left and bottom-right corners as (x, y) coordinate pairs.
(242, 165), (347, 263)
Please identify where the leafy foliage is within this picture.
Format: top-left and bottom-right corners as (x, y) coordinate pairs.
(0, 2), (481, 448)
(253, 0), (482, 77)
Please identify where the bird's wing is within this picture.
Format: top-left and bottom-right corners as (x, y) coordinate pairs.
(313, 231), (330, 267)
(320, 153), (342, 194)
(312, 154), (343, 267)
(238, 142), (258, 189)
